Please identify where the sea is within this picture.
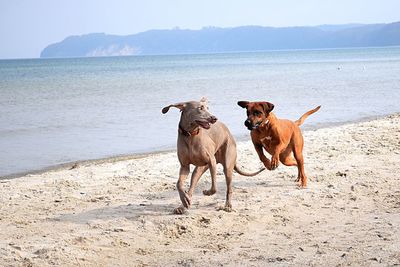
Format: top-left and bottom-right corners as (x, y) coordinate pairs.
(1, 47), (400, 177)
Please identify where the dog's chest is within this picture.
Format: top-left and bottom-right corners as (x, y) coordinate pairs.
(188, 148), (209, 165)
(260, 135), (274, 151)
(179, 143), (209, 166)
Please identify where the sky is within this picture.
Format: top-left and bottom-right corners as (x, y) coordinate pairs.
(0, 0), (399, 59)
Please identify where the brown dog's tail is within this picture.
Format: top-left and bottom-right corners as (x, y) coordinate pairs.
(234, 165), (265, 177)
(295, 105), (321, 126)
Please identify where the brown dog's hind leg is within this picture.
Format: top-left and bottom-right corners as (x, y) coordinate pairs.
(293, 144), (307, 188)
(280, 156), (297, 166)
(279, 148), (297, 167)
(203, 156), (217, 196)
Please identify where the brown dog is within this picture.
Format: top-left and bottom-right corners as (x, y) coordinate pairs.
(162, 97), (264, 214)
(237, 101), (320, 187)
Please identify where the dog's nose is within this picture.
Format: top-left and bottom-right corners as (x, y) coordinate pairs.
(209, 116), (218, 124)
(244, 120), (252, 130)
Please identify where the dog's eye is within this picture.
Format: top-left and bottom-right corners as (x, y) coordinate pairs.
(253, 111), (261, 116)
(199, 106), (204, 110)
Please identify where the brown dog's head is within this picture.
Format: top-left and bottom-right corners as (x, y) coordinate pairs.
(237, 101), (274, 130)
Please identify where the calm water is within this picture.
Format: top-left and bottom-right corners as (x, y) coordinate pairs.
(1, 47), (400, 177)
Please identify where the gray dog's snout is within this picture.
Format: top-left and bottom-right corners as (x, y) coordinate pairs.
(209, 116), (218, 123)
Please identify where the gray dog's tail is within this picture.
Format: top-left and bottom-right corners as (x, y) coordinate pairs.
(234, 165), (265, 177)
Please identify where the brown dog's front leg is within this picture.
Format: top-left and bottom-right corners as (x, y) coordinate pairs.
(254, 144), (272, 170)
(174, 165), (190, 214)
(270, 142), (286, 170)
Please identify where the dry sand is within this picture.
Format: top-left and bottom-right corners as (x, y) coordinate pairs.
(1, 114), (400, 266)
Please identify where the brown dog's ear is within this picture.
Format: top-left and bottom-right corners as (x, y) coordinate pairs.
(161, 103), (186, 114)
(261, 102), (274, 113)
(237, 101), (249, 109)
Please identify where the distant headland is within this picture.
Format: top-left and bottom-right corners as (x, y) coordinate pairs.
(40, 22), (400, 58)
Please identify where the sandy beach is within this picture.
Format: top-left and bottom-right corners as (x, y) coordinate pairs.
(1, 114), (400, 266)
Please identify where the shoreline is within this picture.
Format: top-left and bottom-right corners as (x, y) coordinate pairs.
(2, 112), (398, 180)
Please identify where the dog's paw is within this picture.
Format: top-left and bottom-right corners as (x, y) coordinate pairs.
(179, 191), (192, 208)
(262, 159), (273, 170)
(216, 205), (234, 212)
(173, 206), (187, 215)
(297, 180), (307, 188)
(224, 203), (233, 212)
(271, 156), (279, 170)
(203, 188), (216, 196)
(297, 183), (307, 189)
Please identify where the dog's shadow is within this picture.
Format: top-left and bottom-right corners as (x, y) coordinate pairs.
(56, 202), (178, 224)
(55, 177), (297, 224)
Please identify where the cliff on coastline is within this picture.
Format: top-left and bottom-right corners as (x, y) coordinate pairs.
(40, 22), (400, 58)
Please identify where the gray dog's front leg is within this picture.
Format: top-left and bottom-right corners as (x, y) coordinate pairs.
(174, 165), (190, 214)
(188, 165), (208, 199)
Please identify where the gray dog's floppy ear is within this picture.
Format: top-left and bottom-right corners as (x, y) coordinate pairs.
(261, 102), (274, 113)
(200, 96), (208, 104)
(161, 103), (186, 114)
(237, 101), (249, 109)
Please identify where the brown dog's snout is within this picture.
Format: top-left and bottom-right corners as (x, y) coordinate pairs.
(208, 115), (218, 124)
(244, 119), (254, 130)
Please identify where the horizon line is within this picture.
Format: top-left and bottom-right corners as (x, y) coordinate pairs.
(1, 45), (400, 61)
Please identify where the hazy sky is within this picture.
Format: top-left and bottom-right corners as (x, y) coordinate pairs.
(1, 0), (399, 59)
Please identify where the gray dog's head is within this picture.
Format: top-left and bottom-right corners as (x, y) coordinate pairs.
(162, 97), (218, 130)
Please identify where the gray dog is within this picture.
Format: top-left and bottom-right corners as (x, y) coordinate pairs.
(162, 97), (264, 214)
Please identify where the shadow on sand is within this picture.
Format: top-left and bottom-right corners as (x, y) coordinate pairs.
(55, 177), (296, 224)
(56, 202), (178, 224)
